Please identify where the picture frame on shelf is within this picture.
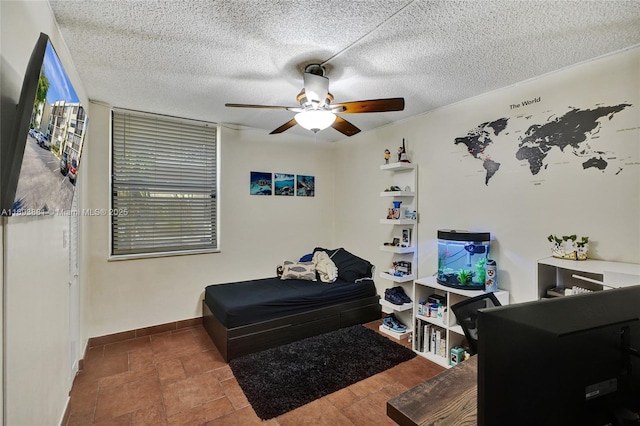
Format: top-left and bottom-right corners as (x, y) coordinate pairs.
(394, 260), (412, 275)
(401, 228), (412, 247)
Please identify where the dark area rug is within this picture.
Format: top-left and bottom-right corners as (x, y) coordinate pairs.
(229, 324), (416, 419)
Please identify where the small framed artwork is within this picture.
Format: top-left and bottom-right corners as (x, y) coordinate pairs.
(296, 175), (315, 197)
(250, 171), (272, 195)
(274, 173), (294, 196)
(401, 228), (412, 247)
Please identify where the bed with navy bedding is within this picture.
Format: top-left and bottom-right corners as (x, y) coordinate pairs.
(202, 248), (382, 361)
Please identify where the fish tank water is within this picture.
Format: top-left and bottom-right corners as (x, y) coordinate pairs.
(437, 230), (491, 290)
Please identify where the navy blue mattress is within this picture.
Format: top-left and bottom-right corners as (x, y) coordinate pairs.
(204, 277), (377, 328)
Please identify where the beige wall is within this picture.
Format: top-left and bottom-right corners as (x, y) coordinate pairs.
(81, 103), (336, 340)
(332, 46), (640, 303)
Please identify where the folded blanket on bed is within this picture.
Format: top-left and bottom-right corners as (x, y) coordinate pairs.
(313, 250), (338, 283)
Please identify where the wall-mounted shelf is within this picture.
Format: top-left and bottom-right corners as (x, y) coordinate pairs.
(379, 245), (415, 254)
(380, 272), (415, 283)
(380, 219), (417, 225)
(378, 161), (418, 342)
(380, 299), (413, 312)
(380, 191), (415, 197)
(378, 324), (412, 340)
(380, 162), (416, 171)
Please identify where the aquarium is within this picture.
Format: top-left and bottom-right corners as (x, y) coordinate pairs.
(437, 230), (491, 290)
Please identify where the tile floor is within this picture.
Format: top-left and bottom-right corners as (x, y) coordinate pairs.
(63, 320), (445, 425)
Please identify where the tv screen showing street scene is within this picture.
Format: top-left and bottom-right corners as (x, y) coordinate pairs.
(13, 40), (88, 215)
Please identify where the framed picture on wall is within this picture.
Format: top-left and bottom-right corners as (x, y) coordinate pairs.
(274, 173), (294, 196)
(296, 175), (315, 197)
(250, 171), (272, 195)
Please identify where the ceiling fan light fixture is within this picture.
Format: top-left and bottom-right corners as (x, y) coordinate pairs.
(295, 110), (336, 133)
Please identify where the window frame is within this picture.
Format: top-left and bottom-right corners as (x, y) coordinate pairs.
(108, 107), (220, 260)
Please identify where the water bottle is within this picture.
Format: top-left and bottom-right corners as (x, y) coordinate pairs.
(485, 259), (497, 292)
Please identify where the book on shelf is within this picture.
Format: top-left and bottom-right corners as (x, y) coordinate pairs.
(430, 328), (437, 355)
(439, 336), (447, 357)
(424, 323), (431, 353)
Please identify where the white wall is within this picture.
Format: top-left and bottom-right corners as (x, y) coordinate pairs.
(1, 1), (90, 424)
(81, 103), (336, 339)
(4, 217), (71, 425)
(333, 47), (640, 303)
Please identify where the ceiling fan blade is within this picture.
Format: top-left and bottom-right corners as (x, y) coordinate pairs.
(332, 98), (405, 114)
(332, 116), (361, 137)
(225, 103), (298, 111)
(270, 118), (298, 134)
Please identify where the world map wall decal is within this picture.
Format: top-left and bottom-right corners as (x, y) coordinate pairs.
(454, 102), (635, 185)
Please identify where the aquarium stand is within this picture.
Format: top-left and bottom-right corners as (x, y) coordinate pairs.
(414, 276), (509, 368)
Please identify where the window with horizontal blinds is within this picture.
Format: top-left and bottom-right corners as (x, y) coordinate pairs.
(111, 109), (218, 257)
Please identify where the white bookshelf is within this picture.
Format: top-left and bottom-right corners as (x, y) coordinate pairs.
(378, 162), (418, 341)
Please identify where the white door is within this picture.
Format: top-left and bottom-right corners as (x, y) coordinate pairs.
(68, 192), (80, 384)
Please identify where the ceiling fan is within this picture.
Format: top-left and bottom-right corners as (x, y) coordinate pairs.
(225, 64), (405, 137)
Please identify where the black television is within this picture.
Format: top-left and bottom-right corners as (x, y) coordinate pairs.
(477, 287), (640, 426)
(1, 32), (88, 216)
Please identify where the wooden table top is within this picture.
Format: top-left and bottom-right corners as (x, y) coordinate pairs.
(386, 356), (478, 426)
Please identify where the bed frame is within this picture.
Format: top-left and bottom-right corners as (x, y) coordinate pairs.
(202, 295), (382, 362)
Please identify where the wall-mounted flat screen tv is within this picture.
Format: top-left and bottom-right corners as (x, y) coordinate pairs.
(1, 32), (88, 216)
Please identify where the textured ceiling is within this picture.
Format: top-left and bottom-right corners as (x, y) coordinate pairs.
(48, 0), (640, 142)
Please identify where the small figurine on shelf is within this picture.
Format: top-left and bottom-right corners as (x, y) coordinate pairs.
(384, 149), (391, 164)
(398, 138), (410, 162)
(387, 208), (400, 219)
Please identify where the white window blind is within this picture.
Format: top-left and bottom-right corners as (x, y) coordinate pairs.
(111, 109), (218, 257)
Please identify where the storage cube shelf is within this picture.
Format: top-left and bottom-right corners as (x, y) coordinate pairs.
(413, 276), (509, 368)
